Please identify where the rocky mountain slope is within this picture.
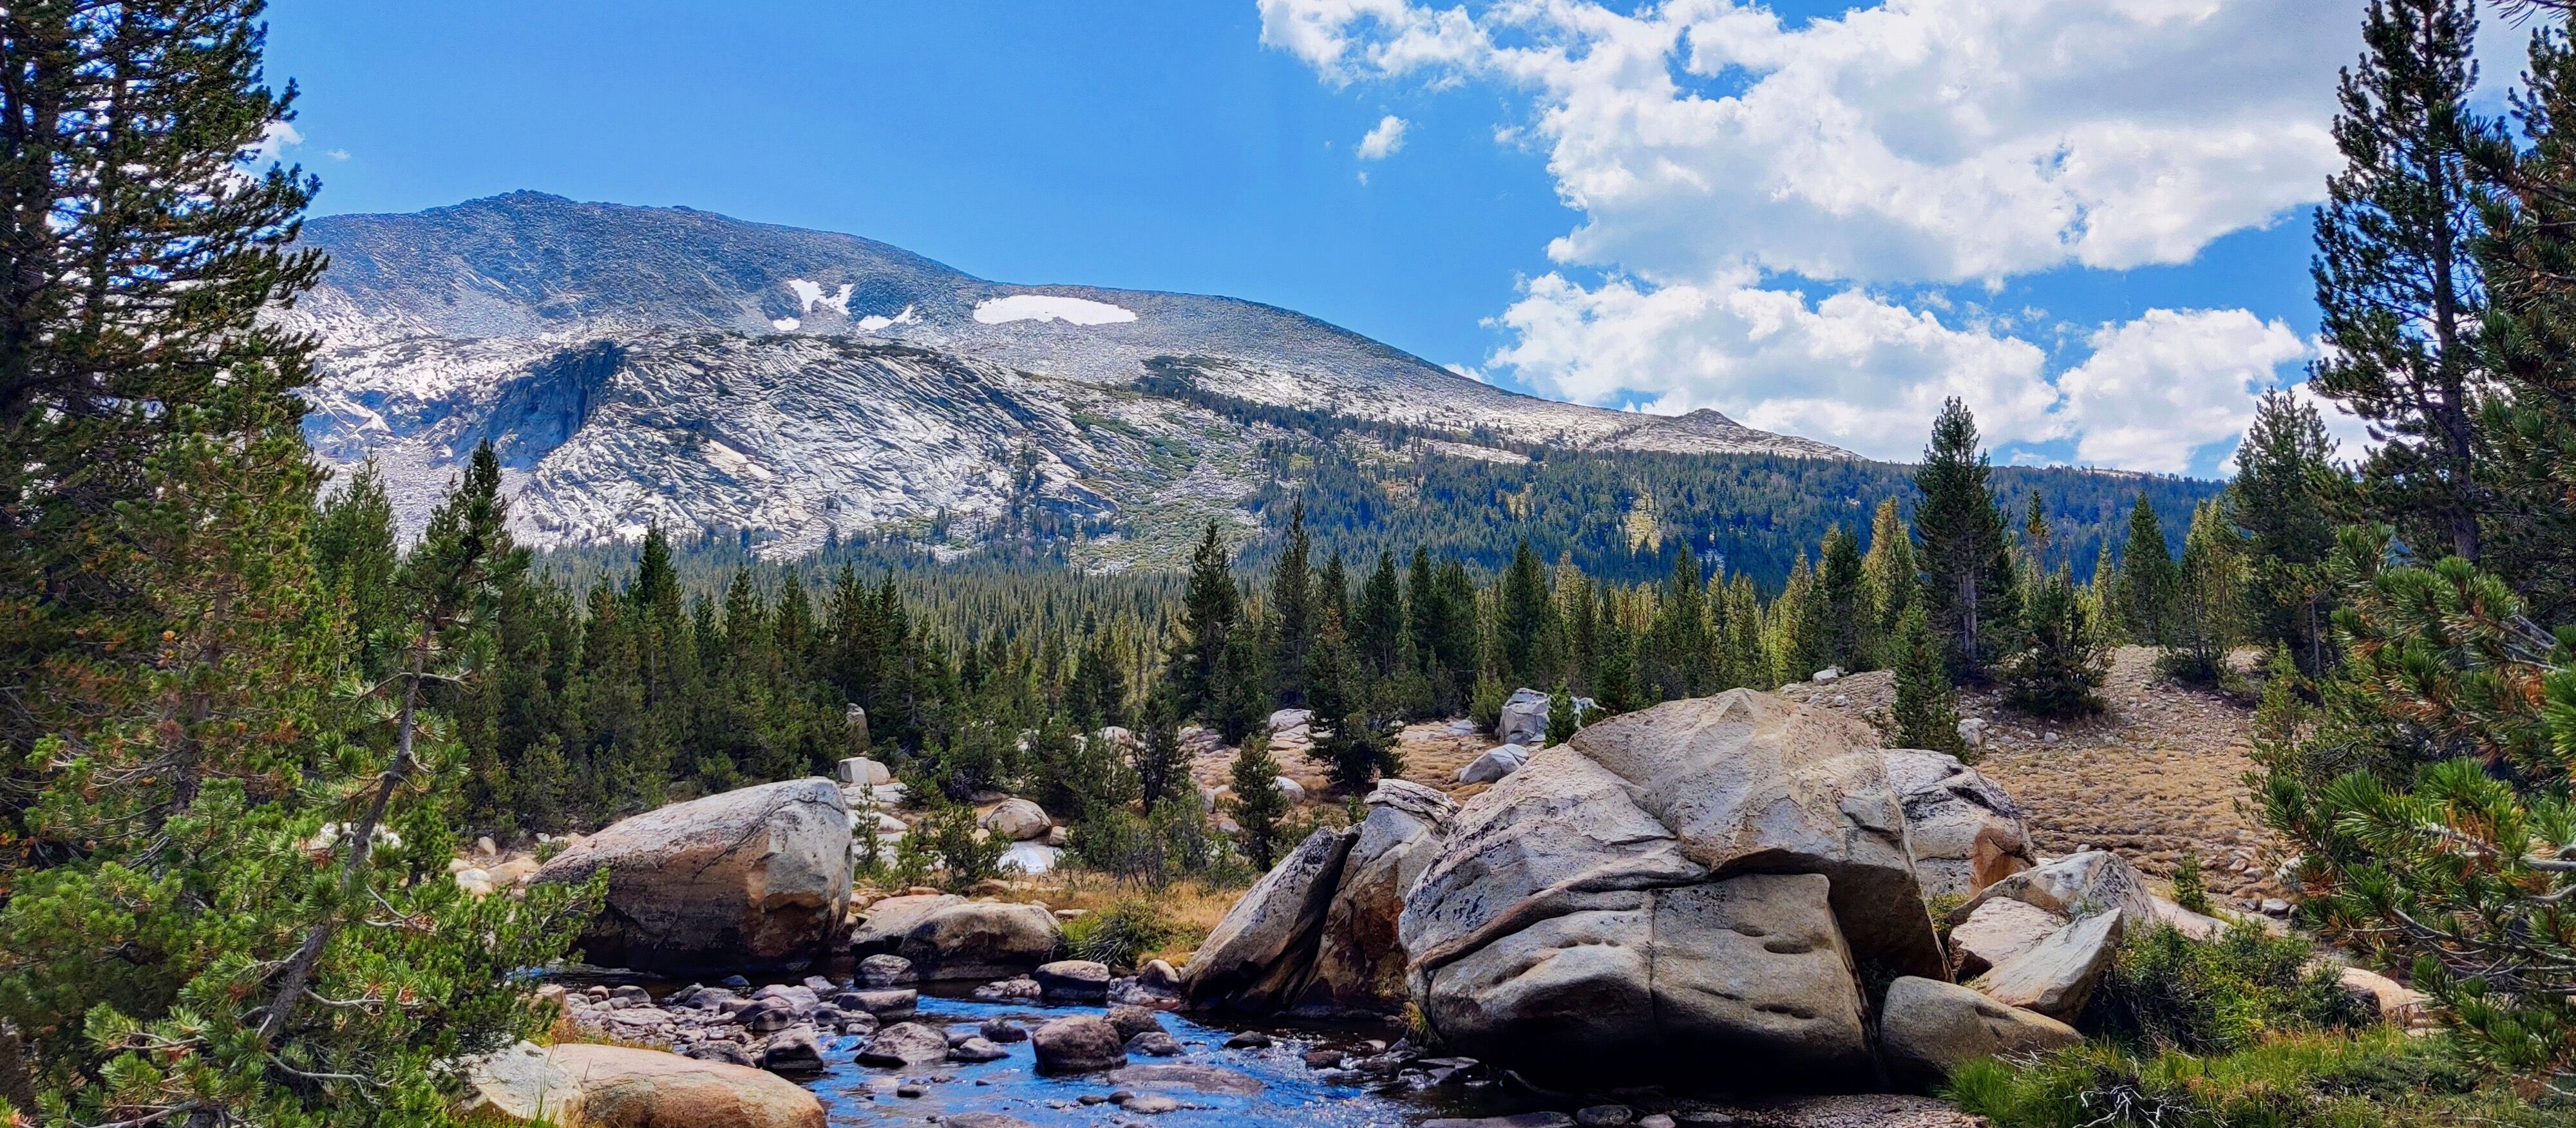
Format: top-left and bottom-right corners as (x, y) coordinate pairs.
(287, 192), (1851, 556)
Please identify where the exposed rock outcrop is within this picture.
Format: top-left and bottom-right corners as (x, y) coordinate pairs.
(461, 1041), (826, 1128)
(531, 778), (851, 972)
(864, 899), (1062, 981)
(1180, 779), (1457, 1015)
(1397, 690), (1944, 1088)
(1879, 977), (2081, 1090)
(1882, 750), (2035, 898)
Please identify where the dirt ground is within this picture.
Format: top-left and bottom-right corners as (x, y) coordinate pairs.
(1784, 644), (2290, 910)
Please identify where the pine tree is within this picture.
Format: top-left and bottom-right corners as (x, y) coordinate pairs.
(1860, 498), (1917, 667)
(1226, 734), (1291, 870)
(1819, 523), (1865, 671)
(1497, 538), (1553, 689)
(1593, 591), (1640, 716)
(1272, 500), (1317, 706)
(2161, 499), (2245, 685)
(2118, 493), (2181, 644)
(2001, 563), (2108, 718)
(1356, 550), (1405, 679)
(1770, 552), (1832, 684)
(1308, 610), (1397, 791)
(2311, 0), (2488, 562)
(1643, 546), (1712, 698)
(1167, 522), (1241, 720)
(1913, 399), (2016, 680)
(2467, 17), (2576, 621)
(1544, 680), (1580, 746)
(1891, 601), (1969, 758)
(1132, 690), (1189, 813)
(0, 12), (591, 1122)
(2022, 491), (2052, 556)
(311, 461), (406, 678)
(2228, 393), (2340, 674)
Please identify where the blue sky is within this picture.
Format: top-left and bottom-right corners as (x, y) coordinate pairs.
(262, 0), (2409, 476)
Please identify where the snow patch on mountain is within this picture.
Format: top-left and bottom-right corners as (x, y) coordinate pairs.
(973, 294), (1138, 325)
(786, 278), (853, 315)
(857, 305), (919, 332)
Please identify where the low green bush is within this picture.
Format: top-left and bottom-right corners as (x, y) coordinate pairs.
(1944, 1028), (2561, 1128)
(2088, 923), (2372, 1054)
(1061, 897), (1180, 972)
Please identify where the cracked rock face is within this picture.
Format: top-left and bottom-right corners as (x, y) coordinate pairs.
(1397, 690), (1944, 1088)
(533, 777), (851, 972)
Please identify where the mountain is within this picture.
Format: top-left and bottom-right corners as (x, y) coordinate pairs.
(288, 191), (1852, 561)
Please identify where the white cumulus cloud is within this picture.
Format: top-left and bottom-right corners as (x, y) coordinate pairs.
(2054, 308), (2312, 473)
(1258, 0), (2362, 471)
(1358, 114), (1410, 160)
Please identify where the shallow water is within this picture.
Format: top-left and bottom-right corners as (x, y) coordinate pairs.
(804, 988), (1535, 1127)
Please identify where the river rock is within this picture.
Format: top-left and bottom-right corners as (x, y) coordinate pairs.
(755, 1027), (826, 1074)
(1426, 1115), (1576, 1128)
(853, 893), (962, 951)
(884, 900), (1063, 979)
(530, 778), (851, 972)
(1882, 750), (2035, 898)
(981, 798), (1053, 841)
(1032, 1015), (1128, 1073)
(1879, 977), (2081, 1090)
(460, 1041), (826, 1128)
(858, 953), (916, 986)
(1088, 1006), (1155, 1043)
(1399, 690), (1943, 1087)
(1138, 958), (1182, 992)
(841, 988), (917, 1017)
(949, 1036), (1010, 1062)
(1037, 959), (1113, 1002)
(856, 1021), (952, 1066)
(1498, 688), (1551, 747)
(1297, 779), (1457, 1012)
(1970, 910), (2124, 1022)
(1109, 1063), (1266, 1095)
(1127, 1031), (1184, 1056)
(1180, 825), (1359, 1012)
(1455, 744), (1530, 785)
(1948, 897), (2069, 979)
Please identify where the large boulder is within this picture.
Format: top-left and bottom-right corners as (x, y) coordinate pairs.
(531, 778), (851, 972)
(1969, 910), (2124, 1023)
(1179, 825), (1358, 1012)
(1455, 744), (1530, 785)
(1498, 688), (1551, 747)
(1952, 850), (2157, 928)
(1882, 751), (2036, 898)
(1879, 977), (2081, 1090)
(1399, 690), (1944, 1088)
(1030, 1016), (1128, 1073)
(1948, 898), (2069, 979)
(835, 757), (891, 787)
(460, 1041), (825, 1128)
(851, 893), (963, 951)
(1295, 780), (1457, 1013)
(980, 798), (1053, 841)
(887, 901), (1063, 981)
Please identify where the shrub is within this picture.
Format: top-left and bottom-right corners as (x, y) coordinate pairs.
(2088, 923), (2372, 1054)
(1070, 798), (1250, 890)
(916, 802), (1004, 892)
(2172, 853), (2211, 916)
(1471, 672), (1506, 737)
(1061, 898), (1180, 972)
(1945, 1027), (2553, 1128)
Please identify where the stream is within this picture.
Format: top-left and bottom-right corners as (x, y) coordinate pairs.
(800, 986), (1539, 1127)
